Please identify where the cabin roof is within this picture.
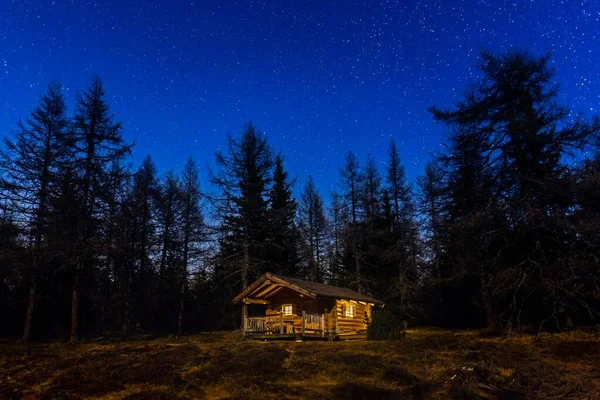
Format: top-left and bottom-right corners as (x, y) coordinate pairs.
(232, 272), (384, 305)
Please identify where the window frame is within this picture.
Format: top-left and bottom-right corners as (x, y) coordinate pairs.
(344, 303), (354, 318)
(282, 304), (293, 317)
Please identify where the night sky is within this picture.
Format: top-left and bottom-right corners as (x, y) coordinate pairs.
(1, 0), (599, 196)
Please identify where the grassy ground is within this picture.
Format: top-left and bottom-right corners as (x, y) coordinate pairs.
(0, 328), (599, 400)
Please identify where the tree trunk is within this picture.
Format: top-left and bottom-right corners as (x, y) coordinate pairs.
(353, 235), (362, 293)
(177, 275), (186, 335)
(22, 127), (52, 343)
(121, 267), (131, 336)
(159, 229), (169, 325)
(138, 213), (147, 332)
(179, 197), (191, 335)
(21, 278), (36, 342)
(70, 269), (80, 343)
(315, 235), (321, 281)
(241, 236), (249, 329)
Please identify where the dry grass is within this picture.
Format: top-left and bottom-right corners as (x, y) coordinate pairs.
(1, 328), (599, 399)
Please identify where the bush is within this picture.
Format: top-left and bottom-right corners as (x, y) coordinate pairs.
(367, 309), (405, 340)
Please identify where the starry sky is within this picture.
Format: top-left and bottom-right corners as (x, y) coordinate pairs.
(1, 0), (599, 197)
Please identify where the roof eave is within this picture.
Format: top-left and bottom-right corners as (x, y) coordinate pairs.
(232, 272), (317, 304)
(315, 294), (384, 305)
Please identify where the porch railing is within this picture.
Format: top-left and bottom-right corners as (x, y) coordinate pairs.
(244, 311), (325, 336)
(303, 313), (323, 332)
(245, 314), (282, 333)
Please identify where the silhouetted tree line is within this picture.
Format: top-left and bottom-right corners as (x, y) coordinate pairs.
(1, 50), (599, 341)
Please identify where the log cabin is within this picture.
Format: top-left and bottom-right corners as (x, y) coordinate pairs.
(233, 272), (383, 340)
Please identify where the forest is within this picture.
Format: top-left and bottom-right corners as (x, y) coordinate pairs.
(1, 49), (599, 342)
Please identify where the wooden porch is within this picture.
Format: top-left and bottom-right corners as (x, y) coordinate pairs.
(244, 311), (328, 339)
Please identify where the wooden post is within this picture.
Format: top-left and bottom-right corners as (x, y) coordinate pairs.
(321, 314), (325, 337)
(243, 312), (247, 337)
(334, 306), (339, 335)
(241, 302), (247, 331)
(324, 308), (329, 336)
(301, 310), (306, 336)
(279, 312), (284, 334)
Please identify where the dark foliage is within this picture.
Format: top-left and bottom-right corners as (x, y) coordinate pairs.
(425, 50), (600, 332)
(0, 49), (599, 341)
(367, 308), (405, 340)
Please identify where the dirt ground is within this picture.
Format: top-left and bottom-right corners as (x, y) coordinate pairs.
(0, 328), (599, 399)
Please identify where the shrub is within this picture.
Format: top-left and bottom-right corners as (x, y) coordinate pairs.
(367, 309), (405, 340)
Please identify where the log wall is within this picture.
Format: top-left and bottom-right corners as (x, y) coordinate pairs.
(334, 299), (371, 335)
(250, 286), (372, 336)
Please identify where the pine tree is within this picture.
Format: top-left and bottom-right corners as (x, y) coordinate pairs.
(70, 77), (132, 342)
(361, 154), (381, 222)
(327, 192), (346, 284)
(382, 143), (419, 314)
(416, 162), (446, 324)
(0, 203), (24, 338)
(570, 150), (600, 327)
(156, 171), (182, 329)
(359, 154), (383, 295)
(339, 151), (361, 226)
(179, 157), (205, 335)
(117, 176), (137, 335)
(417, 162), (445, 278)
(298, 176), (328, 281)
(130, 156), (159, 331)
(431, 50), (600, 332)
(102, 161), (131, 335)
(210, 123), (273, 327)
(267, 154), (298, 276)
(386, 140), (412, 223)
(0, 81), (71, 342)
(338, 151), (363, 291)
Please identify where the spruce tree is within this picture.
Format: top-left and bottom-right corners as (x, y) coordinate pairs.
(210, 123), (273, 327)
(267, 154), (298, 276)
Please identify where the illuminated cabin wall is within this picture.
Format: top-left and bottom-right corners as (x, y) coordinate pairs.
(335, 299), (371, 335)
(259, 287), (372, 335)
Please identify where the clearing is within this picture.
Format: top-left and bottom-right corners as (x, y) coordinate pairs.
(0, 328), (599, 399)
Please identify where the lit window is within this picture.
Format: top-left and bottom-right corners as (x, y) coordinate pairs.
(345, 303), (354, 318)
(283, 304), (293, 316)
